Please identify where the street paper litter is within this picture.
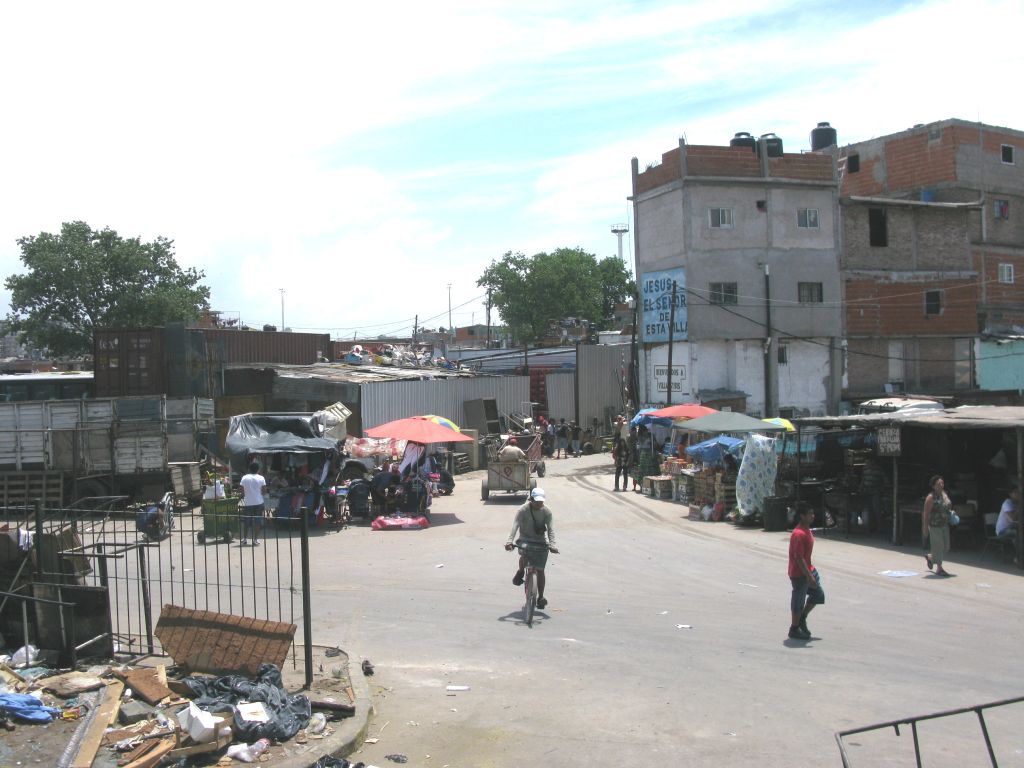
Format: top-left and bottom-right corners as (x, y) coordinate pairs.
(446, 685), (470, 691)
(675, 624), (693, 630)
(878, 570), (918, 578)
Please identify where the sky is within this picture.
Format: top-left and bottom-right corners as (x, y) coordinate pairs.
(1, 0), (1022, 340)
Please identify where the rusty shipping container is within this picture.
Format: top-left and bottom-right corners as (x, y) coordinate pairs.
(94, 328), (167, 397)
(203, 329), (330, 365)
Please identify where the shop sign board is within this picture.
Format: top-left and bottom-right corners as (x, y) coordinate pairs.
(654, 365), (688, 394)
(641, 268), (687, 342)
(877, 426), (901, 457)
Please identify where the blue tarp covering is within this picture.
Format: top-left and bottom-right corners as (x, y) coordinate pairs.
(685, 435), (744, 464)
(631, 408), (671, 428)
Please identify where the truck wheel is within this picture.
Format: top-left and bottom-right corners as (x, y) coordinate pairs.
(196, 531), (206, 544)
(536, 461), (546, 478)
(481, 478), (489, 501)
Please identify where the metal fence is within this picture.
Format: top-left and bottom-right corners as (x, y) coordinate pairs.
(0, 498), (313, 682)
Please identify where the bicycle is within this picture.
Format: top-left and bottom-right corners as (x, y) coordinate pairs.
(508, 539), (558, 627)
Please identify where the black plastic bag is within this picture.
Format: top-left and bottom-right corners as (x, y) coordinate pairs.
(313, 757), (365, 768)
(181, 663), (311, 742)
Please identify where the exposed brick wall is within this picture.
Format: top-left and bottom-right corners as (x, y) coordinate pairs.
(845, 277), (980, 336)
(917, 337), (958, 392)
(684, 145), (761, 178)
(845, 337), (891, 396)
(635, 147), (681, 194)
(841, 204), (971, 270)
(841, 149), (886, 197)
(883, 130), (958, 192)
(976, 247), (1024, 330)
(768, 153), (833, 181)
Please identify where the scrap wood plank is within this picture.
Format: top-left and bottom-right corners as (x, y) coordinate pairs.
(167, 731), (233, 759)
(120, 736), (176, 768)
(112, 666), (172, 705)
(154, 604), (296, 677)
(70, 680), (125, 768)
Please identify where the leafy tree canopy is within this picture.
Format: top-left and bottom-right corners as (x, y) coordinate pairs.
(477, 247), (636, 346)
(5, 221), (210, 357)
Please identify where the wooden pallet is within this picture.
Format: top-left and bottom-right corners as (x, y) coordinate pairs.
(0, 471), (64, 509)
(452, 453), (471, 475)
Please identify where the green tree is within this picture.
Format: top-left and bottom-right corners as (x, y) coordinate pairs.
(477, 247), (636, 347)
(5, 221), (210, 357)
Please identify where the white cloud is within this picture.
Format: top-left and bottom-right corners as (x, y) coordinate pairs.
(0, 0), (1021, 339)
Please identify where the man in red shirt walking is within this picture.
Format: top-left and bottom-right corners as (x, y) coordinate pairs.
(788, 503), (825, 640)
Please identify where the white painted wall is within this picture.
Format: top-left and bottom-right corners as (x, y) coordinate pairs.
(641, 342), (692, 406)
(775, 340), (831, 416)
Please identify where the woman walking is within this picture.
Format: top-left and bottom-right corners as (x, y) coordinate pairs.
(922, 475), (953, 576)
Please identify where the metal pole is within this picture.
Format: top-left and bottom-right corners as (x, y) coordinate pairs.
(447, 283), (453, 351)
(34, 498), (44, 580)
(763, 263), (772, 417)
(574, 341), (581, 428)
(138, 546), (154, 655)
(892, 457), (900, 545)
(279, 289), (285, 331)
(300, 507), (314, 689)
(666, 280), (677, 405)
(1017, 427), (1023, 569)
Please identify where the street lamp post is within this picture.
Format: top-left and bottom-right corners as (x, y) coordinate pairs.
(279, 288), (285, 332)
(447, 283), (453, 350)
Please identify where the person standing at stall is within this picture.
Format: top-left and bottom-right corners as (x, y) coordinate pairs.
(239, 462), (267, 546)
(922, 475), (953, 577)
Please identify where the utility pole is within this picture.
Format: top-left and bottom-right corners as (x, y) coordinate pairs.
(447, 283), (453, 352)
(666, 280), (677, 405)
(279, 288), (285, 331)
(414, 314), (418, 345)
(485, 288), (492, 348)
(763, 263), (773, 417)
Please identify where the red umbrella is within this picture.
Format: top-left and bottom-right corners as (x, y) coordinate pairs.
(646, 403), (717, 421)
(365, 417), (475, 443)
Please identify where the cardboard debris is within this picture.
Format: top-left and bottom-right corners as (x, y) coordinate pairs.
(37, 671), (106, 697)
(154, 604), (296, 676)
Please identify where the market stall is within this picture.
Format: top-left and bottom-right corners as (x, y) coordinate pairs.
(793, 407), (1024, 567)
(225, 413), (341, 526)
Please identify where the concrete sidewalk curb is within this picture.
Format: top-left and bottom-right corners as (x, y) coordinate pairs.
(276, 646), (373, 768)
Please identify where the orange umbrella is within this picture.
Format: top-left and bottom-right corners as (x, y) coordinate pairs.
(365, 417), (475, 444)
(646, 403), (717, 421)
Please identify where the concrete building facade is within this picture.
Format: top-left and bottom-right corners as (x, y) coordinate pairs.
(839, 119), (1024, 398)
(630, 133), (843, 417)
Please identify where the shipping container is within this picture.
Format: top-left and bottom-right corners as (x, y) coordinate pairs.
(94, 327), (167, 397)
(202, 328), (329, 365)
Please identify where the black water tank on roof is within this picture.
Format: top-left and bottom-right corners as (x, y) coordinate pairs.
(760, 133), (784, 157)
(730, 131), (757, 152)
(811, 121), (838, 151)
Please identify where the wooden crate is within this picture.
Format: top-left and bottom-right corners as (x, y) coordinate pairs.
(652, 476), (674, 499)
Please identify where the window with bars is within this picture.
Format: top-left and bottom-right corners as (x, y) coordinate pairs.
(798, 282), (823, 303)
(797, 208), (819, 229)
(925, 290), (943, 316)
(998, 263), (1014, 284)
(709, 282), (738, 305)
(1002, 144), (1015, 165)
(709, 208), (734, 229)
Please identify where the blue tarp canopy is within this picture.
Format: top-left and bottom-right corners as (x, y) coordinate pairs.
(685, 435), (744, 464)
(631, 408), (671, 428)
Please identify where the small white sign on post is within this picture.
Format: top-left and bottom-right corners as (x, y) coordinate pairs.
(877, 426), (901, 457)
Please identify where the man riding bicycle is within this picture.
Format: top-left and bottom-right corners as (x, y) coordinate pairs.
(505, 487), (558, 609)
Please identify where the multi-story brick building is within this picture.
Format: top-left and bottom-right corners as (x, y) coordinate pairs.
(630, 131), (843, 416)
(839, 119), (1024, 398)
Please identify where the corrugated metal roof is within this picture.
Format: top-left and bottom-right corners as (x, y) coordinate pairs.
(227, 362), (483, 384)
(795, 405), (1024, 430)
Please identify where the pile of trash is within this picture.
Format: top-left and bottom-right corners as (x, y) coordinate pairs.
(0, 652), (355, 766)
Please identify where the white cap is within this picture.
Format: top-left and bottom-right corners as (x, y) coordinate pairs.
(530, 487), (546, 501)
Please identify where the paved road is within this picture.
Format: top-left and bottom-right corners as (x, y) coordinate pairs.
(307, 454), (1024, 767)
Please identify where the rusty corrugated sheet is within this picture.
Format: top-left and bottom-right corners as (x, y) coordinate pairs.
(202, 329), (329, 365)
